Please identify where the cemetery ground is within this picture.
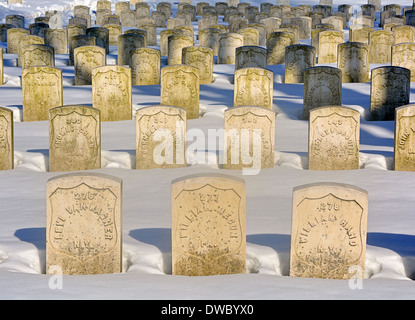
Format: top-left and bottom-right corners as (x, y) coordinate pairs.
(0, 0), (414, 300)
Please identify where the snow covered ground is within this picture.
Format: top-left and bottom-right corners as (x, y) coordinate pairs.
(0, 0), (414, 300)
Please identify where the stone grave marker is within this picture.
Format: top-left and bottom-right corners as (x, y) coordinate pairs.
(303, 66), (342, 120)
(308, 106), (360, 170)
(7, 28), (30, 54)
(160, 65), (200, 120)
(74, 45), (106, 86)
(49, 105), (101, 172)
(6, 15), (24, 28)
(391, 25), (415, 44)
(103, 24), (122, 47)
(17, 35), (45, 67)
(266, 31), (296, 65)
(318, 30), (344, 64)
(22, 66), (63, 121)
(349, 26), (373, 45)
(130, 48), (161, 86)
(394, 104), (415, 171)
(368, 30), (395, 64)
(117, 33), (145, 66)
(198, 28), (223, 56)
(285, 44), (316, 84)
(235, 45), (266, 71)
(0, 107), (13, 170)
(167, 35), (193, 65)
(370, 66), (410, 121)
(21, 44), (55, 69)
(44, 28), (68, 54)
(182, 46), (213, 84)
(217, 33), (244, 64)
(337, 42), (369, 83)
(136, 105), (186, 169)
(160, 29), (183, 56)
(171, 173), (246, 276)
(86, 27), (109, 54)
(223, 106), (275, 171)
(69, 34), (96, 66)
(46, 172), (121, 275)
(237, 27), (259, 46)
(391, 43), (415, 82)
(92, 65), (132, 121)
(290, 182), (368, 279)
(234, 67), (273, 110)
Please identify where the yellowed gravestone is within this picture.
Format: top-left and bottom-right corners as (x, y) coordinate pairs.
(394, 104), (415, 171)
(223, 106), (275, 172)
(0, 107), (13, 170)
(182, 46), (213, 84)
(92, 65), (132, 121)
(308, 106), (360, 170)
(369, 30), (395, 64)
(266, 31), (296, 65)
(7, 28), (30, 54)
(74, 45), (106, 86)
(172, 173), (246, 276)
(118, 33), (146, 66)
(337, 42), (369, 83)
(285, 44), (316, 84)
(49, 105), (101, 172)
(46, 173), (122, 275)
(17, 35), (45, 67)
(136, 105), (186, 169)
(160, 65), (200, 120)
(318, 30), (344, 64)
(21, 44), (55, 69)
(167, 34), (193, 65)
(391, 43), (415, 82)
(234, 67), (273, 110)
(290, 182), (368, 279)
(130, 48), (161, 86)
(22, 66), (63, 122)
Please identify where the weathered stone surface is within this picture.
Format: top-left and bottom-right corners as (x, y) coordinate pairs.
(234, 67), (274, 110)
(235, 45), (266, 71)
(349, 26), (373, 45)
(223, 106), (275, 171)
(21, 44), (55, 69)
(369, 30), (395, 64)
(303, 66), (342, 120)
(160, 65), (200, 120)
(86, 27), (110, 54)
(237, 27), (259, 46)
(171, 173), (246, 276)
(22, 66), (63, 121)
(394, 104), (415, 171)
(318, 30), (344, 64)
(182, 46), (213, 84)
(308, 106), (360, 170)
(6, 15), (24, 28)
(290, 182), (368, 279)
(49, 105), (101, 172)
(391, 43), (415, 82)
(392, 25), (415, 44)
(0, 107), (13, 170)
(198, 28), (223, 56)
(167, 35), (193, 65)
(130, 48), (161, 86)
(103, 24), (122, 46)
(217, 33), (243, 64)
(74, 45), (106, 86)
(44, 28), (68, 54)
(285, 44), (316, 84)
(136, 105), (186, 169)
(266, 31), (296, 65)
(337, 42), (369, 83)
(17, 35), (44, 67)
(117, 33), (146, 66)
(46, 172), (121, 275)
(370, 66), (410, 121)
(69, 34), (96, 66)
(92, 65), (132, 121)
(160, 29), (183, 56)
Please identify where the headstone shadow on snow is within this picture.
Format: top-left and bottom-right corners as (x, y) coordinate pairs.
(14, 227), (46, 274)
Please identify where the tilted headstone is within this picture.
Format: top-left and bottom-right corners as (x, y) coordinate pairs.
(74, 45), (106, 86)
(285, 44), (316, 84)
(130, 48), (161, 86)
(303, 66), (342, 120)
(117, 33), (146, 66)
(0, 107), (13, 170)
(391, 43), (415, 82)
(368, 30), (395, 64)
(290, 182), (368, 279)
(22, 66), (63, 121)
(234, 67), (274, 110)
(308, 106), (360, 170)
(167, 35), (193, 65)
(394, 104), (415, 171)
(136, 105), (186, 169)
(235, 45), (266, 71)
(370, 66), (410, 121)
(49, 105), (101, 172)
(337, 42), (369, 83)
(217, 33), (244, 64)
(44, 28), (68, 54)
(182, 46), (213, 84)
(266, 31), (296, 65)
(318, 30), (344, 64)
(160, 65), (200, 120)
(171, 174), (246, 276)
(92, 65), (132, 121)
(223, 106), (275, 171)
(46, 173), (121, 275)
(21, 44), (55, 69)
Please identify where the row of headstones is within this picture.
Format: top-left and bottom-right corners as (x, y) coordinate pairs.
(2, 102), (415, 172)
(46, 171), (368, 279)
